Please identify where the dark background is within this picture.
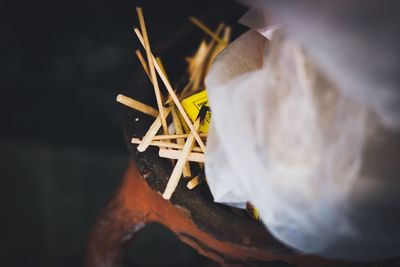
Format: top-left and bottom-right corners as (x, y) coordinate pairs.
(0, 0), (245, 266)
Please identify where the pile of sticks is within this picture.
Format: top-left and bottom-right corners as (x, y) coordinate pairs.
(117, 7), (230, 200)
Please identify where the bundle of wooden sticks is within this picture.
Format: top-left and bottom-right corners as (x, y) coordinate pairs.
(117, 7), (231, 200)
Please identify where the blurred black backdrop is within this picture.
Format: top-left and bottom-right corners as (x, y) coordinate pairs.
(0, 0), (246, 266)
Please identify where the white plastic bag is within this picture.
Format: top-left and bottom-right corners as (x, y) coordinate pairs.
(205, 26), (400, 260)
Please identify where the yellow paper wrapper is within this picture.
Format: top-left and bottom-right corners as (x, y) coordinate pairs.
(181, 90), (210, 133)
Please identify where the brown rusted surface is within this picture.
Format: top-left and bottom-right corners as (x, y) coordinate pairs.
(87, 161), (395, 267)
(85, 165), (150, 267)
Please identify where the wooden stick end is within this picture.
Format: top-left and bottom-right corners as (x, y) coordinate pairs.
(162, 191), (172, 200)
(116, 94), (123, 102)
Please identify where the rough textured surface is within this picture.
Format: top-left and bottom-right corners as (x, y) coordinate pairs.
(122, 100), (293, 255)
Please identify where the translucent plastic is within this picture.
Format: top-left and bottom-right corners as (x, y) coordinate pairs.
(205, 29), (400, 260)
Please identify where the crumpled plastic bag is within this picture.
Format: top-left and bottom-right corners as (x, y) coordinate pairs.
(204, 23), (400, 260)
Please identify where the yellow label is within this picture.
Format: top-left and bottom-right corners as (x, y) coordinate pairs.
(181, 90), (210, 133)
(253, 207), (260, 220)
(246, 202), (260, 220)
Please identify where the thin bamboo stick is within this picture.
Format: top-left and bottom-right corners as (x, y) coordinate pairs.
(171, 107), (191, 177)
(152, 133), (207, 140)
(162, 119), (200, 199)
(136, 51), (174, 114)
(187, 176), (202, 190)
(135, 49), (151, 79)
(159, 149), (205, 163)
(180, 24), (224, 98)
(156, 57), (170, 84)
(223, 26), (231, 43)
(137, 108), (171, 152)
(116, 94), (158, 118)
(136, 7), (169, 135)
(132, 138), (203, 153)
(134, 28), (207, 153)
(189, 17), (225, 44)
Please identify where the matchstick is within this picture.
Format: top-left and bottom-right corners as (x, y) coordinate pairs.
(136, 51), (173, 98)
(205, 26), (231, 75)
(152, 133), (207, 140)
(136, 7), (169, 135)
(132, 138), (203, 153)
(159, 149), (205, 163)
(171, 107), (191, 177)
(186, 40), (208, 77)
(134, 49), (174, 142)
(189, 17), (225, 44)
(116, 94), (158, 118)
(187, 176), (202, 190)
(222, 26), (231, 43)
(156, 57), (170, 84)
(135, 49), (151, 79)
(134, 29), (207, 153)
(171, 107), (187, 143)
(162, 119), (201, 199)
(180, 24), (224, 98)
(137, 108), (171, 152)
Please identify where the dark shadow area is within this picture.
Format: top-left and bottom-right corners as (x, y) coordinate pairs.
(0, 0), (246, 266)
(127, 223), (219, 267)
